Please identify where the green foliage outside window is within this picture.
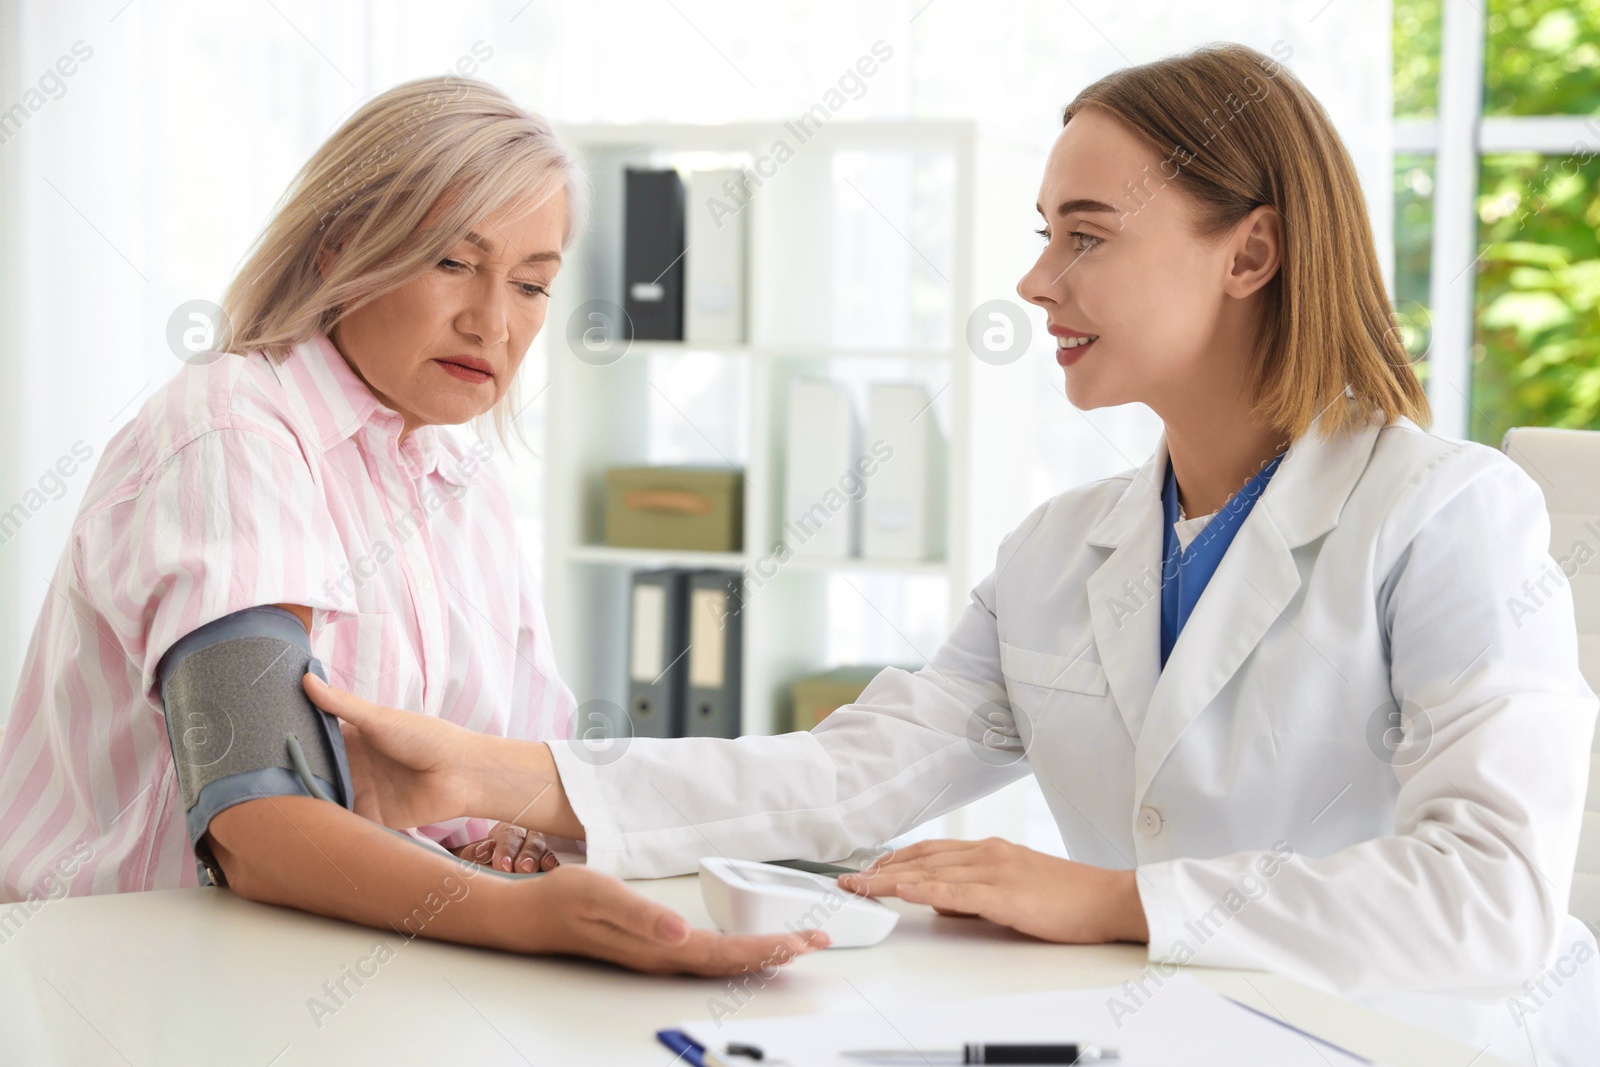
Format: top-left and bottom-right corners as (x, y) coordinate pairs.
(1393, 155), (1436, 372)
(1393, 0), (1600, 441)
(1472, 153), (1600, 439)
(1394, 0), (1441, 118)
(1483, 0), (1600, 117)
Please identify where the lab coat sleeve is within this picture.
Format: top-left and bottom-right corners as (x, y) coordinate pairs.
(546, 566), (1032, 879)
(1136, 452), (1599, 996)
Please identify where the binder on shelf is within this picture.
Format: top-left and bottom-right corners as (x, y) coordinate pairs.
(685, 570), (744, 738)
(863, 381), (946, 561)
(685, 169), (747, 344)
(783, 379), (860, 558)
(623, 168), (686, 341)
(626, 569), (690, 738)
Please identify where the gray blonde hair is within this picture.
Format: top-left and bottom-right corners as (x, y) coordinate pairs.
(217, 75), (588, 452)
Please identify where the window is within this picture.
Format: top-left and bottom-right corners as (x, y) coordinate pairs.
(1394, 0), (1600, 441)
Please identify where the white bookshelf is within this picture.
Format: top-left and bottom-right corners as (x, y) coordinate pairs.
(541, 120), (976, 738)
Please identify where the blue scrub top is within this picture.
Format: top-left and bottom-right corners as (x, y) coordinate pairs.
(1159, 451), (1286, 669)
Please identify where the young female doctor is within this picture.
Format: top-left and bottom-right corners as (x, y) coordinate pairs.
(304, 43), (1598, 1008)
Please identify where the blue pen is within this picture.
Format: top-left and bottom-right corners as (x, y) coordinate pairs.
(657, 1029), (707, 1066)
(657, 1030), (743, 1067)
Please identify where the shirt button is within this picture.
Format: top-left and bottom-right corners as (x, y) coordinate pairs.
(1137, 806), (1164, 836)
(417, 571), (434, 591)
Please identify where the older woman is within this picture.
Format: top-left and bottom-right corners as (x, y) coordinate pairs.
(0, 76), (826, 976)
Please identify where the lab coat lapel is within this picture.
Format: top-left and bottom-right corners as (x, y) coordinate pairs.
(1085, 440), (1167, 745)
(1122, 409), (1389, 803)
(1133, 482), (1301, 801)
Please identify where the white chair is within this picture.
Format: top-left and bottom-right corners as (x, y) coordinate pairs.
(1502, 427), (1600, 929)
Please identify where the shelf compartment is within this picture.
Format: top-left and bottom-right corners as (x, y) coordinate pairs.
(775, 555), (949, 576)
(565, 544), (750, 569)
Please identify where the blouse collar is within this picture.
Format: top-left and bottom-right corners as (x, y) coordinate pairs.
(289, 332), (475, 487)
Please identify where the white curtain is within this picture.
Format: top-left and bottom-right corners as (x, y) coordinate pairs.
(0, 0), (1393, 849)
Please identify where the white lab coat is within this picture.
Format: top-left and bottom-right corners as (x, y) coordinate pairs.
(549, 411), (1598, 1016)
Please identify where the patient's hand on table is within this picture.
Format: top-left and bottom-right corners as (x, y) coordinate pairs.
(208, 793), (829, 977)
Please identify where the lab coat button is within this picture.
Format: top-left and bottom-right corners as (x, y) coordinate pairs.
(1136, 806), (1163, 836)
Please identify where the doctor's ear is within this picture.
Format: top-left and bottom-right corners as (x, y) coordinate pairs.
(1221, 204), (1281, 299)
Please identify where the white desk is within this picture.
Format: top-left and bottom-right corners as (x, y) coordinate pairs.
(0, 876), (1520, 1066)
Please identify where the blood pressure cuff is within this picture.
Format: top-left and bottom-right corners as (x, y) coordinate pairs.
(156, 605), (354, 887)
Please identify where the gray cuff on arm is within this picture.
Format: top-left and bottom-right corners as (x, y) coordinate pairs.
(157, 605), (354, 887)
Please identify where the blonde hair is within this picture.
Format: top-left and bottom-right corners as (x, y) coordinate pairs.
(217, 75), (588, 452)
(1063, 43), (1430, 439)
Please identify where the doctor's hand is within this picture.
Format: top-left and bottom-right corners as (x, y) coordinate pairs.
(302, 672), (485, 830)
(453, 822), (560, 874)
(303, 672), (587, 841)
(838, 838), (1149, 945)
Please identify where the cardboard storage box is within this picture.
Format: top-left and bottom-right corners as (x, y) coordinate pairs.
(604, 466), (744, 552)
(788, 665), (903, 732)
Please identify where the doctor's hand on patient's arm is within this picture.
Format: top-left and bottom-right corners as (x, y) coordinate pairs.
(838, 838), (1149, 945)
(302, 672), (585, 840)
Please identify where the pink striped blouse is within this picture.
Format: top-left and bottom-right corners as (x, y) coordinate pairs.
(0, 332), (575, 899)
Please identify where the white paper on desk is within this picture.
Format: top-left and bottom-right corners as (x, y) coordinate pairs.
(680, 972), (1372, 1066)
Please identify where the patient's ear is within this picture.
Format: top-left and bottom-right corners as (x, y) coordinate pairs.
(314, 244), (340, 280)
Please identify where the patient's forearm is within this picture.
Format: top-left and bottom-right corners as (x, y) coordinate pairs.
(471, 739), (586, 840)
(206, 796), (540, 951)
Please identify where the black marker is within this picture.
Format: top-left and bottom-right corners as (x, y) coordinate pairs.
(842, 1044), (1118, 1064)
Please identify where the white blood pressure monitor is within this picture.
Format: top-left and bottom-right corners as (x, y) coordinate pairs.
(698, 857), (899, 948)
